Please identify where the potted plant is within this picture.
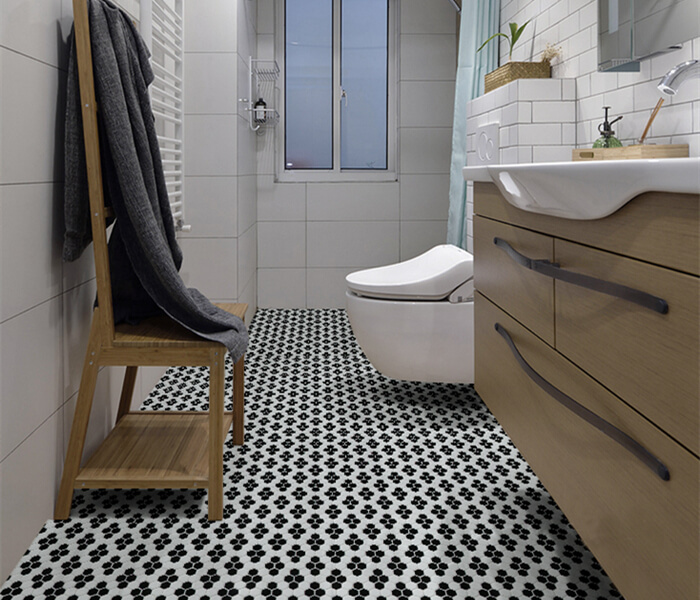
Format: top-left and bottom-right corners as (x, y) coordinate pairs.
(478, 21), (553, 93)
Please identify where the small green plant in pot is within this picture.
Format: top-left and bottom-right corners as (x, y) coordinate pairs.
(478, 20), (531, 61)
(477, 20), (552, 93)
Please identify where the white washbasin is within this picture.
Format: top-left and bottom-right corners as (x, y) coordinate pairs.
(462, 157), (700, 220)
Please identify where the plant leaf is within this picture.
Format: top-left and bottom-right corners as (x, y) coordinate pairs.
(477, 32), (508, 53)
(511, 19), (532, 47)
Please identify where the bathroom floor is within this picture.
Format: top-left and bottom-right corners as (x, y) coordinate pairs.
(1, 309), (622, 599)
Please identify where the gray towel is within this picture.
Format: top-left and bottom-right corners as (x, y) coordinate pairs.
(63, 0), (248, 361)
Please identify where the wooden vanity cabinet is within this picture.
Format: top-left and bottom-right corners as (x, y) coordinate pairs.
(473, 182), (699, 600)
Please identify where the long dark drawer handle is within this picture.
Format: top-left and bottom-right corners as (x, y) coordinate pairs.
(495, 323), (670, 481)
(493, 237), (669, 314)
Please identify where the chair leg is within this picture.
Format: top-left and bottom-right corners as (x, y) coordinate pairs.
(208, 350), (225, 521)
(55, 314), (102, 519)
(231, 355), (245, 445)
(116, 366), (138, 423)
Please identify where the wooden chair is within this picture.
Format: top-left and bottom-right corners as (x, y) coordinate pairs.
(55, 0), (246, 521)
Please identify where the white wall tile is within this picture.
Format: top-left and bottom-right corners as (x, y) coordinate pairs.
(399, 174), (450, 220)
(0, 0), (67, 68)
(0, 49), (62, 184)
(307, 183), (399, 221)
(237, 116), (257, 177)
(400, 34), (456, 81)
(307, 221), (399, 268)
(400, 0), (458, 34)
(399, 81), (456, 127)
(400, 127), (452, 173)
(532, 145), (573, 162)
(0, 409), (62, 583)
(238, 223), (257, 292)
(0, 184), (62, 322)
(237, 0), (257, 65)
(184, 0), (237, 53)
(306, 268), (356, 309)
(532, 101), (575, 123)
(62, 280), (95, 403)
(257, 34), (275, 60)
(184, 53), (238, 115)
(258, 269), (306, 308)
(257, 222), (306, 268)
(238, 175), (257, 236)
(517, 79), (563, 101)
(178, 238), (238, 299)
(257, 177), (306, 222)
(0, 297), (63, 461)
(400, 220), (447, 261)
(180, 177), (237, 238)
(184, 115), (237, 176)
(257, 0), (275, 35)
(237, 272), (257, 325)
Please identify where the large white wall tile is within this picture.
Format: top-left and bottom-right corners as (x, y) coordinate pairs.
(257, 0), (275, 34)
(180, 177), (237, 238)
(258, 269), (306, 308)
(237, 116), (257, 177)
(400, 81), (456, 127)
(238, 175), (257, 235)
(184, 0), (237, 52)
(184, 53), (238, 115)
(0, 0), (67, 68)
(258, 222), (306, 268)
(0, 184), (62, 322)
(399, 174), (450, 220)
(400, 220), (448, 261)
(184, 115), (237, 177)
(400, 128), (452, 173)
(400, 0), (458, 34)
(307, 183), (399, 221)
(257, 177), (306, 222)
(307, 268), (355, 309)
(238, 223), (257, 292)
(237, 272), (257, 325)
(0, 48), (63, 184)
(179, 238), (238, 299)
(400, 34), (456, 81)
(307, 221), (399, 268)
(0, 409), (62, 584)
(0, 297), (63, 461)
(62, 279), (95, 402)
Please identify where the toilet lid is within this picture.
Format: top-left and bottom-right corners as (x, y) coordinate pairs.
(346, 244), (474, 300)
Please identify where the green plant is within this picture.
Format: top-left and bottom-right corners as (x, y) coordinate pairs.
(477, 20), (531, 61)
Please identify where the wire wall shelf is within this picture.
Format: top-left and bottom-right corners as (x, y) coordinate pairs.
(240, 57), (280, 133)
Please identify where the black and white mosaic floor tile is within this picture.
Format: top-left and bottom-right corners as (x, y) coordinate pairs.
(1, 309), (622, 599)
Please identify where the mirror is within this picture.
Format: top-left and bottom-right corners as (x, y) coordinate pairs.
(598, 0), (700, 71)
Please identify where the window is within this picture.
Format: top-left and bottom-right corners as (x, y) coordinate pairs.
(279, 0), (396, 180)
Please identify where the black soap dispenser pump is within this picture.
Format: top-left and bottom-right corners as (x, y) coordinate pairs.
(593, 106), (623, 148)
(253, 97), (267, 124)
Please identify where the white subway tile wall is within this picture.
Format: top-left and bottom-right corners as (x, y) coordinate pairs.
(462, 0), (700, 252)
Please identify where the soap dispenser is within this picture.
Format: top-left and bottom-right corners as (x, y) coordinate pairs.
(253, 97), (267, 124)
(593, 106), (623, 148)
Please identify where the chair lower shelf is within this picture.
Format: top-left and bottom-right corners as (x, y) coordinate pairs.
(74, 412), (233, 489)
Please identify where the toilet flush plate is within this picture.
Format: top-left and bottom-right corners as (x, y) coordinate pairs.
(475, 122), (500, 165)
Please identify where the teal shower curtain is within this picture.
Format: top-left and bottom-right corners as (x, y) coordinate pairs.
(446, 0), (499, 248)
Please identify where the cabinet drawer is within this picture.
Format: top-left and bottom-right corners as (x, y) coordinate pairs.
(554, 240), (699, 455)
(474, 182), (700, 276)
(475, 292), (699, 600)
(474, 216), (554, 345)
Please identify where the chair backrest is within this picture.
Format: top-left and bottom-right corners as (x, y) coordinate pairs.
(72, 0), (116, 344)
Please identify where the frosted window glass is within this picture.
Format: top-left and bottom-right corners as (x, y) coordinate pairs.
(285, 0), (333, 169)
(340, 0), (388, 169)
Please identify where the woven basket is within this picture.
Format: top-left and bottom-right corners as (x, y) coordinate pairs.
(484, 61), (551, 93)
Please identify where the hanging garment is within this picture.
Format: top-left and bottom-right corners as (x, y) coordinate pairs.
(63, 0), (248, 361)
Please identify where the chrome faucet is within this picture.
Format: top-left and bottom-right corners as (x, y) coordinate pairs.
(657, 59), (700, 95)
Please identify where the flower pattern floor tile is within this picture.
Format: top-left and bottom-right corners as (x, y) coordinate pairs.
(1, 309), (622, 599)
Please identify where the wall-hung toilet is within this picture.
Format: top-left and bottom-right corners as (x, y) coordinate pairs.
(345, 245), (474, 384)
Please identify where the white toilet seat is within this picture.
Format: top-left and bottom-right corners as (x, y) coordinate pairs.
(345, 244), (473, 301)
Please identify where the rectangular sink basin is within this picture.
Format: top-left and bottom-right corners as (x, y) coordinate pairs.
(463, 157), (700, 220)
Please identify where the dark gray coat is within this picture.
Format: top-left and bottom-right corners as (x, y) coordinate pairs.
(63, 0), (247, 361)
